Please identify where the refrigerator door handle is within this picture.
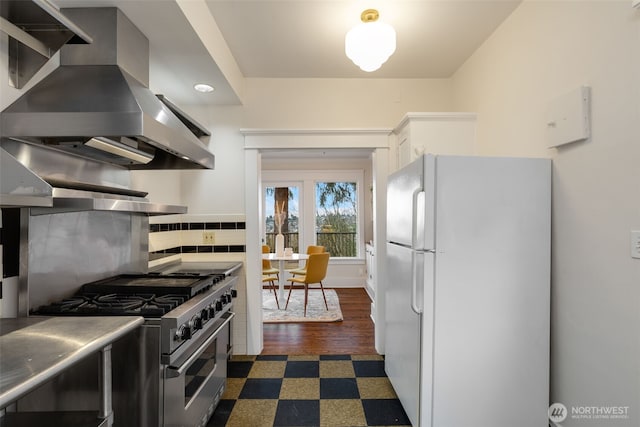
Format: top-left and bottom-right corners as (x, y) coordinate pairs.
(411, 251), (422, 314)
(411, 189), (426, 315)
(411, 249), (432, 314)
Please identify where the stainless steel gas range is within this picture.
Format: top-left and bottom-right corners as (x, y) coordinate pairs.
(29, 261), (242, 427)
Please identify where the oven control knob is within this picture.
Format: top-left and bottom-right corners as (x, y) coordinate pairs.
(215, 300), (223, 311)
(200, 308), (209, 321)
(177, 325), (192, 341)
(231, 289), (238, 298)
(208, 305), (216, 318)
(193, 316), (203, 331)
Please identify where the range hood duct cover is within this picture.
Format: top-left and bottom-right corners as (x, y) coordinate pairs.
(0, 7), (215, 170)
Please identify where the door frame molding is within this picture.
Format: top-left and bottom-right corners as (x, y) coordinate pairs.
(243, 128), (390, 355)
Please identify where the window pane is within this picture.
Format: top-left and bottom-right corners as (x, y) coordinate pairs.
(315, 182), (357, 257)
(264, 186), (299, 252)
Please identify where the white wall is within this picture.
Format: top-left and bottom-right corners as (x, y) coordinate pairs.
(243, 78), (453, 128)
(452, 1), (640, 424)
(180, 106), (247, 213)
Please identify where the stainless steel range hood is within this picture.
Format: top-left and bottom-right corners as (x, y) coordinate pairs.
(0, 7), (215, 170)
(0, 141), (187, 215)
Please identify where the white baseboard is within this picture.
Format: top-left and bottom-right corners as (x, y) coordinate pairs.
(323, 278), (365, 288)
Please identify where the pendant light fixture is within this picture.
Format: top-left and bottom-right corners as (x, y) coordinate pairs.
(345, 9), (396, 72)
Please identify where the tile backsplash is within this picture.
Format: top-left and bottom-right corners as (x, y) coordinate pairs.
(149, 214), (246, 261)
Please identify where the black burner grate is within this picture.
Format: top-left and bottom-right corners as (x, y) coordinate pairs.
(36, 292), (189, 316)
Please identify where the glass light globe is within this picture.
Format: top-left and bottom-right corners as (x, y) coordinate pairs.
(345, 18), (396, 72)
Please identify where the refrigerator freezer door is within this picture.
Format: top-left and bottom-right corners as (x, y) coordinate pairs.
(387, 155), (435, 250)
(385, 242), (433, 427)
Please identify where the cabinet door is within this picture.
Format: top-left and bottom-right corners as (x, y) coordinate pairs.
(398, 130), (411, 168)
(415, 118), (475, 156)
(394, 113), (477, 170)
(365, 245), (376, 287)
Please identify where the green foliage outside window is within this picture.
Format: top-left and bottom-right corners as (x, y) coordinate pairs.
(316, 182), (357, 257)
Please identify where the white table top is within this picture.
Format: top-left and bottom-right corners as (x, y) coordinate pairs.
(262, 253), (308, 261)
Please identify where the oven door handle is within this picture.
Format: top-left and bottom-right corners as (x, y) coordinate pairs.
(166, 312), (235, 378)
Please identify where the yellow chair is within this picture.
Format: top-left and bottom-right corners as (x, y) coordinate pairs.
(285, 252), (330, 317)
(262, 245), (279, 279)
(262, 275), (280, 309)
(287, 245), (325, 277)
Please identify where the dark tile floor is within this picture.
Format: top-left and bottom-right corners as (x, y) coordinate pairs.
(208, 354), (412, 427)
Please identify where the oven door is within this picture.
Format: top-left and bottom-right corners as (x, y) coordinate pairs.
(163, 312), (234, 427)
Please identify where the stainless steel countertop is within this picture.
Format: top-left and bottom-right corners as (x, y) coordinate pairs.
(150, 260), (243, 277)
(0, 316), (144, 408)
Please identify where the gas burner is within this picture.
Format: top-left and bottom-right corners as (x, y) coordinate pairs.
(36, 294), (101, 314)
(36, 293), (189, 316)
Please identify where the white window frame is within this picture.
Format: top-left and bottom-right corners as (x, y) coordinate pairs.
(262, 169), (365, 260)
(261, 180), (304, 250)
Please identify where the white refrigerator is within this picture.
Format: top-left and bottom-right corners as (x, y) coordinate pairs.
(385, 154), (551, 427)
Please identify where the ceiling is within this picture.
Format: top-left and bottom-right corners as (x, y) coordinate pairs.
(52, 0), (521, 107)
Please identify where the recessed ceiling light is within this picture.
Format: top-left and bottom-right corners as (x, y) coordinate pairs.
(194, 83), (214, 93)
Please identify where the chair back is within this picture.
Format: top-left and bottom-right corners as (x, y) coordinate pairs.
(306, 245), (325, 255)
(304, 252), (330, 284)
(262, 245), (272, 268)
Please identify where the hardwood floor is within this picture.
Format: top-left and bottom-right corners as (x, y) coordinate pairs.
(261, 288), (377, 355)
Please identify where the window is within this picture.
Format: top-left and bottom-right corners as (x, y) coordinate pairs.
(263, 170), (364, 259)
(264, 185), (300, 252)
(315, 182), (358, 257)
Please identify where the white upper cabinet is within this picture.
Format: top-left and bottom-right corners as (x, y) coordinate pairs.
(393, 113), (477, 169)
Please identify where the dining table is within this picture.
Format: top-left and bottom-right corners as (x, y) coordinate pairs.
(262, 252), (309, 301)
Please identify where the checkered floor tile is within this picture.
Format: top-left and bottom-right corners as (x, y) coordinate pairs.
(207, 355), (412, 427)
